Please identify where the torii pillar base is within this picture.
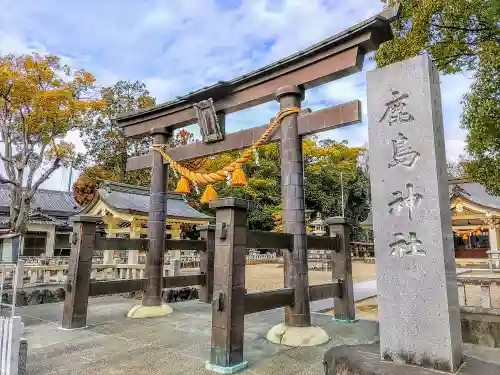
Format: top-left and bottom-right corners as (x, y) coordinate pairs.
(266, 323), (330, 347)
(126, 304), (173, 319)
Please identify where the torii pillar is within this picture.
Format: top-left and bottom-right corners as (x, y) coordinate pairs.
(127, 127), (173, 318)
(266, 85), (329, 346)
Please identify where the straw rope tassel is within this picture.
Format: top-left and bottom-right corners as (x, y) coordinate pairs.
(152, 107), (300, 203)
(175, 176), (191, 194)
(200, 184), (217, 203)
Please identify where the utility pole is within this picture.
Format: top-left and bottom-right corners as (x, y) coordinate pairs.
(67, 162), (73, 192)
(340, 171), (345, 217)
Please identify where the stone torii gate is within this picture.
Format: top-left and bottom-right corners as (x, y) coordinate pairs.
(116, 6), (398, 333)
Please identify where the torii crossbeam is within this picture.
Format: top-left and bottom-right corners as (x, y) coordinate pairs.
(115, 5), (399, 369)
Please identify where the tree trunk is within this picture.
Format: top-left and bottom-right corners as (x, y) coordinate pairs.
(9, 186), (30, 234)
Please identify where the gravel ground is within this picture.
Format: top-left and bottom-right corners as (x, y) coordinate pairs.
(245, 261), (377, 292)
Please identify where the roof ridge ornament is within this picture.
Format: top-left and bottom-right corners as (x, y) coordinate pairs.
(451, 183), (470, 197)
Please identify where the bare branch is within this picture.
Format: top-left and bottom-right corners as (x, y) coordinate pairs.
(431, 23), (493, 33)
(26, 144), (47, 189)
(0, 154), (15, 164)
(0, 173), (19, 186)
(27, 158), (61, 199)
(0, 126), (16, 181)
(434, 53), (476, 69)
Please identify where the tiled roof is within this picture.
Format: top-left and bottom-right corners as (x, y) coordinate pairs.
(361, 180), (500, 227)
(0, 185), (79, 217)
(0, 211), (70, 228)
(450, 180), (500, 210)
(94, 181), (213, 221)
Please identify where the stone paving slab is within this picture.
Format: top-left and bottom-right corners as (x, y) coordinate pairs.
(14, 295), (496, 375)
(324, 343), (500, 375)
(18, 296), (380, 375)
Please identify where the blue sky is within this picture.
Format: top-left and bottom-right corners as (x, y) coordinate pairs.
(0, 0), (472, 190)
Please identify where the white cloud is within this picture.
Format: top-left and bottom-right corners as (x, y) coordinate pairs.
(445, 139), (467, 162)
(0, 0), (474, 191)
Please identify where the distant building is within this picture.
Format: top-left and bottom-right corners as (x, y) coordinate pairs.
(80, 180), (213, 262)
(361, 179), (500, 258)
(0, 185), (79, 257)
(0, 180), (213, 258)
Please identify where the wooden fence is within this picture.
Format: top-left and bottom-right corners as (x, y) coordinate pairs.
(61, 220), (213, 329)
(60, 202), (355, 359)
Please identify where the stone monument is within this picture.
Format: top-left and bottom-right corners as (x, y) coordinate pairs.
(368, 55), (462, 371)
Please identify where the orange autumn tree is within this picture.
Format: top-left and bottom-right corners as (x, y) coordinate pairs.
(72, 165), (120, 206)
(0, 53), (103, 233)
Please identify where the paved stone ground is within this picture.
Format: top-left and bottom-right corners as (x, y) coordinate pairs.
(11, 294), (498, 374)
(19, 296), (381, 375)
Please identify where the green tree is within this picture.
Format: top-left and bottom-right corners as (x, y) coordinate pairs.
(461, 43), (500, 194)
(182, 138), (370, 234)
(80, 80), (155, 187)
(376, 0), (499, 194)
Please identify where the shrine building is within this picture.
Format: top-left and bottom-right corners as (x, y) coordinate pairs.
(81, 180), (212, 238)
(361, 179), (500, 258)
(0, 181), (212, 260)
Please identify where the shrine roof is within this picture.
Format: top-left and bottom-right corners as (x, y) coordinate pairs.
(361, 180), (500, 227)
(0, 212), (70, 228)
(83, 180), (213, 221)
(115, 6), (400, 125)
(0, 184), (79, 218)
(450, 180), (500, 211)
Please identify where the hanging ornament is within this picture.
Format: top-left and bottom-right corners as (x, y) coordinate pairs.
(200, 184), (217, 204)
(253, 148), (260, 166)
(230, 165), (247, 187)
(152, 107), (301, 204)
(175, 176), (190, 194)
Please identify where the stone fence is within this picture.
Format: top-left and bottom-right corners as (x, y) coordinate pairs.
(457, 275), (500, 309)
(5, 253), (280, 288)
(457, 274), (500, 347)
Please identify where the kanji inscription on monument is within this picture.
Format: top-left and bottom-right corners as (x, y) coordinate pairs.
(378, 90), (414, 126)
(389, 232), (425, 258)
(367, 55), (462, 372)
(388, 132), (419, 168)
(388, 183), (422, 220)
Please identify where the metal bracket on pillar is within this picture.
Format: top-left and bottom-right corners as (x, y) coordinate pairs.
(215, 223), (227, 239)
(214, 291), (225, 311)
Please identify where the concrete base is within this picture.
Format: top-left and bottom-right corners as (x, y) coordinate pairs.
(204, 360), (248, 374)
(266, 323), (330, 347)
(126, 304), (173, 318)
(324, 344), (500, 375)
(332, 318), (359, 324)
(58, 325), (89, 331)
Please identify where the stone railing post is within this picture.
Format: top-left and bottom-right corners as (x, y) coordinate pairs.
(480, 282), (492, 309)
(205, 198), (248, 373)
(198, 224), (215, 303)
(325, 216), (355, 322)
(61, 215), (99, 329)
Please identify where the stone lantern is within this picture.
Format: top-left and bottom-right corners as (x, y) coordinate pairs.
(310, 213), (327, 236)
